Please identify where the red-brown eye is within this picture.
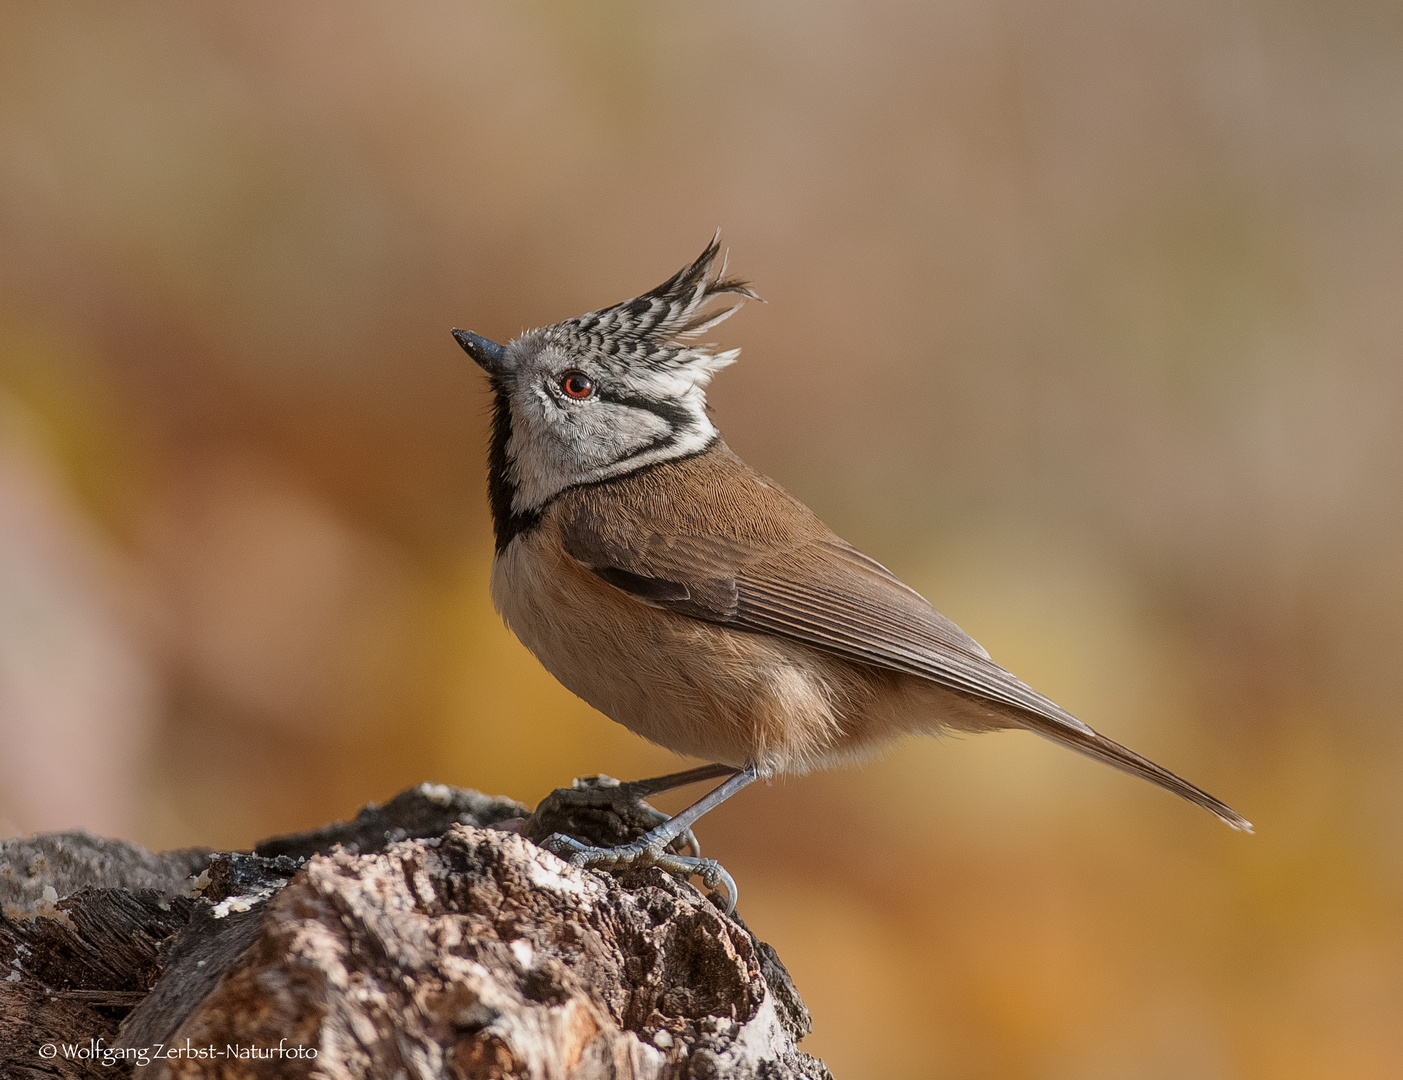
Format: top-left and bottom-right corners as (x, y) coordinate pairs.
(560, 371), (594, 399)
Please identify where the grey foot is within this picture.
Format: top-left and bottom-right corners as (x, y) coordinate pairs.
(521, 775), (701, 859)
(541, 831), (740, 915)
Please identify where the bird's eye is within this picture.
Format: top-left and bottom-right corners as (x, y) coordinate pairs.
(559, 371), (594, 399)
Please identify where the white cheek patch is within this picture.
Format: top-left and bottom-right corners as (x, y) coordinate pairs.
(505, 391), (712, 514)
(595, 425), (715, 479)
(573, 404), (671, 462)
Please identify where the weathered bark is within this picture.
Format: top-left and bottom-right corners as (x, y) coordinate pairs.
(1, 784), (831, 1079)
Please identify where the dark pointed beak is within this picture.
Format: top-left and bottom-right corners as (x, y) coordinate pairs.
(451, 328), (508, 375)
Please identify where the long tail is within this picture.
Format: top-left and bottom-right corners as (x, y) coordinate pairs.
(1021, 717), (1253, 832)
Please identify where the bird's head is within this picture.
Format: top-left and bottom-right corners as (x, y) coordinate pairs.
(454, 234), (756, 541)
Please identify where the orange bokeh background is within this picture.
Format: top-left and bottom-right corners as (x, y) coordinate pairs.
(3, 4), (1401, 1076)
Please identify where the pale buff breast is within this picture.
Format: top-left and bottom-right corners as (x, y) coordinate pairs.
(492, 524), (844, 772)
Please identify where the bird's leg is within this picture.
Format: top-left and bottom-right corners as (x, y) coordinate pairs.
(523, 763), (737, 859)
(535, 766), (760, 915)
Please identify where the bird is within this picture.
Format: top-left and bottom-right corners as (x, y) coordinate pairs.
(452, 234), (1250, 913)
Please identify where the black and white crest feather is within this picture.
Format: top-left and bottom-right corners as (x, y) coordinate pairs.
(542, 231), (759, 376)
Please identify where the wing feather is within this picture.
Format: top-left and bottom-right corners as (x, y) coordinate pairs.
(732, 546), (1096, 736)
(560, 496), (1093, 737)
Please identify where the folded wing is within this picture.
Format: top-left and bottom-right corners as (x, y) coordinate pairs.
(556, 457), (1251, 831)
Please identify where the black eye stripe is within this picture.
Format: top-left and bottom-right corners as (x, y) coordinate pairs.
(593, 390), (693, 431)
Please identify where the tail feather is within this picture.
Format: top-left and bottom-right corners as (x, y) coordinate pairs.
(1022, 718), (1253, 832)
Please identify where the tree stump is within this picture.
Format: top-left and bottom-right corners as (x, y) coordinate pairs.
(0, 784), (832, 1079)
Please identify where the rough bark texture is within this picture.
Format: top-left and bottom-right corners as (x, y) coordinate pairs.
(1, 784), (831, 1080)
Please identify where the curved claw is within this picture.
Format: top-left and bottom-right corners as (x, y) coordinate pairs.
(652, 852), (738, 915)
(539, 833), (738, 915)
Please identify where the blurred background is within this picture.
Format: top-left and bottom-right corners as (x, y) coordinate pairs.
(2, 1), (1401, 1075)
